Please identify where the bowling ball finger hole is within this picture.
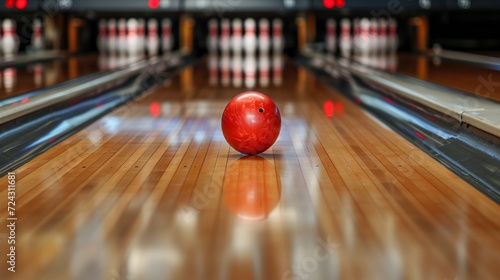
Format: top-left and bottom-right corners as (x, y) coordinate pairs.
(258, 108), (264, 113)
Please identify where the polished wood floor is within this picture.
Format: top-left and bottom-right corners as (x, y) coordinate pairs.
(1, 56), (500, 280)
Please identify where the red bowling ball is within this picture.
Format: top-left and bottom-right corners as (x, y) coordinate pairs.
(221, 91), (281, 155)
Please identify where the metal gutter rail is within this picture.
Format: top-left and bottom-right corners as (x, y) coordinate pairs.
(299, 47), (500, 203)
(305, 47), (500, 139)
(0, 52), (190, 176)
(431, 45), (500, 70)
(0, 50), (64, 69)
(0, 55), (174, 125)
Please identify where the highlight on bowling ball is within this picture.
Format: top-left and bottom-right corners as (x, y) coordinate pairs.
(221, 91), (281, 155)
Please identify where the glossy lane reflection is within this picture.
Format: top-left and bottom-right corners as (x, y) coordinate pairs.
(223, 156), (281, 221)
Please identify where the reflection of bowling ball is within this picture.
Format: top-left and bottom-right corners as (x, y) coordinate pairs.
(223, 156), (282, 221)
(221, 91), (281, 155)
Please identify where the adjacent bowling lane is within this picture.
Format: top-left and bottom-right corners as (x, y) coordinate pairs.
(0, 53), (132, 100)
(1, 55), (500, 280)
(394, 53), (500, 102)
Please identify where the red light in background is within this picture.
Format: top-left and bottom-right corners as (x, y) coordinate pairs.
(21, 97), (29, 103)
(337, 0), (345, 8)
(148, 0), (159, 9)
(150, 102), (160, 117)
(355, 97), (361, 104)
(16, 0), (27, 9)
(5, 0), (15, 8)
(323, 0), (335, 9)
(323, 101), (335, 118)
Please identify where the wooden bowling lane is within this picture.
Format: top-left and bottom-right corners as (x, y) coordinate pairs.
(1, 55), (500, 280)
(395, 52), (500, 102)
(0, 54), (108, 100)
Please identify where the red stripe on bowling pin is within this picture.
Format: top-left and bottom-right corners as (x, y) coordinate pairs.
(138, 20), (145, 36)
(221, 21), (230, 38)
(273, 25), (281, 38)
(341, 22), (350, 36)
(119, 26), (126, 36)
(233, 27), (242, 36)
(34, 27), (42, 37)
(327, 19), (336, 36)
(260, 24), (269, 36)
(245, 19), (255, 35)
(108, 21), (116, 37)
(209, 21), (217, 37)
(389, 20), (396, 37)
(99, 23), (107, 36)
(163, 21), (171, 36)
(354, 19), (360, 36)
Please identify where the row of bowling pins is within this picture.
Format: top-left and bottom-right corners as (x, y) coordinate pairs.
(326, 17), (398, 57)
(98, 18), (174, 57)
(0, 18), (44, 57)
(207, 18), (284, 55)
(208, 53), (284, 88)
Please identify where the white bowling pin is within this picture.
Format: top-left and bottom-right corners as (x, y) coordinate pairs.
(231, 18), (243, 55)
(207, 18), (218, 54)
(2, 19), (19, 57)
(220, 19), (231, 54)
(388, 19), (398, 53)
(32, 18), (44, 51)
(370, 18), (379, 54)
(127, 18), (140, 57)
(138, 18), (146, 55)
(259, 53), (270, 87)
(272, 53), (283, 86)
(244, 54), (257, 88)
(162, 18), (174, 54)
(359, 18), (371, 55)
(107, 18), (117, 55)
(97, 19), (107, 54)
(258, 18), (270, 55)
(208, 53), (218, 85)
(220, 53), (231, 87)
(272, 18), (284, 53)
(378, 19), (388, 53)
(339, 18), (351, 58)
(232, 53), (243, 87)
(325, 18), (336, 54)
(353, 18), (360, 54)
(118, 18), (127, 56)
(147, 18), (160, 56)
(243, 18), (257, 55)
